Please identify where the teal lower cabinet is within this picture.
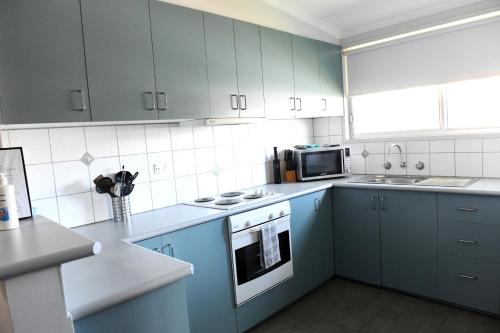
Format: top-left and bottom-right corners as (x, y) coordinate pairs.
(290, 189), (334, 298)
(161, 219), (238, 333)
(379, 190), (437, 298)
(74, 280), (190, 333)
(438, 254), (500, 314)
(237, 190), (334, 332)
(333, 188), (381, 285)
(134, 236), (163, 253)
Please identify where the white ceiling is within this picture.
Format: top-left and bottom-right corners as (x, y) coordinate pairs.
(162, 0), (500, 45)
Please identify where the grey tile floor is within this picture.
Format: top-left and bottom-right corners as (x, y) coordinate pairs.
(248, 278), (500, 333)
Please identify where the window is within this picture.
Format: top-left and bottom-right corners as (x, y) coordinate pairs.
(350, 86), (441, 135)
(349, 75), (500, 138)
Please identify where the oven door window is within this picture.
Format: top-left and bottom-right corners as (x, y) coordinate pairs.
(301, 150), (343, 177)
(234, 231), (291, 285)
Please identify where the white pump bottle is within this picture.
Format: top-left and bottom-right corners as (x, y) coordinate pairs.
(0, 173), (19, 231)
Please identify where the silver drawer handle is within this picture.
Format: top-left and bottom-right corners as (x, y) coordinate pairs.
(458, 274), (477, 280)
(457, 239), (478, 245)
(457, 207), (478, 212)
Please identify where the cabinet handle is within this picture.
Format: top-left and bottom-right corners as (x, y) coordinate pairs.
(457, 239), (478, 245)
(289, 97), (296, 111)
(230, 94), (239, 110)
(152, 247), (163, 254)
(144, 91), (156, 110)
(457, 207), (477, 212)
(71, 89), (86, 111)
(380, 196), (386, 210)
(239, 95), (247, 110)
(163, 243), (175, 257)
(314, 198), (320, 212)
(156, 92), (167, 111)
(322, 98), (327, 111)
(370, 196), (378, 210)
(296, 98), (302, 111)
(458, 274), (477, 280)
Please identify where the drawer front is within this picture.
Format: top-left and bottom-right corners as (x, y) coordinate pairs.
(439, 220), (500, 263)
(438, 254), (500, 314)
(437, 194), (500, 225)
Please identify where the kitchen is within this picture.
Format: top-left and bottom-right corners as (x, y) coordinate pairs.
(1, 0), (500, 332)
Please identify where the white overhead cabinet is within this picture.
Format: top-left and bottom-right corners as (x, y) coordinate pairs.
(0, 0), (91, 124)
(149, 2), (210, 120)
(260, 27), (296, 119)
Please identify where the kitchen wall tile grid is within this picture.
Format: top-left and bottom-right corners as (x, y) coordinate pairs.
(0, 119), (314, 228)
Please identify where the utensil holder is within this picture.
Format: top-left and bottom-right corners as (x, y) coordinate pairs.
(112, 196), (131, 222)
(284, 170), (296, 183)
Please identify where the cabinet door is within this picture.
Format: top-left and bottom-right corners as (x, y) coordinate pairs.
(290, 190), (334, 298)
(149, 1), (210, 120)
(234, 21), (265, 118)
(292, 36), (321, 118)
(0, 0), (90, 124)
(319, 42), (344, 117)
(333, 188), (381, 285)
(203, 14), (239, 119)
(81, 0), (157, 121)
(161, 219), (237, 333)
(380, 190), (437, 298)
(135, 236), (163, 254)
(260, 27), (296, 119)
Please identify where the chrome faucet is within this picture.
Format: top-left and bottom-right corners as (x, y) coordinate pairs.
(383, 144), (407, 170)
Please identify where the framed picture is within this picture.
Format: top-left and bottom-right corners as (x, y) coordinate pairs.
(0, 148), (32, 219)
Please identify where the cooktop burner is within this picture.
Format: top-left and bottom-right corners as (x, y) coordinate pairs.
(215, 199), (243, 205)
(243, 193), (265, 199)
(220, 191), (245, 198)
(194, 197), (215, 203)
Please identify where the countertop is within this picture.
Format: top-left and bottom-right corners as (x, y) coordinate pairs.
(0, 216), (99, 280)
(63, 175), (500, 320)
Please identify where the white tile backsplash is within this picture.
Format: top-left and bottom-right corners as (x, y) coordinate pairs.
(151, 179), (177, 209)
(483, 153), (500, 178)
(145, 124), (171, 153)
(170, 126), (194, 150)
(57, 192), (94, 228)
(148, 152), (174, 181)
(85, 126), (119, 158)
(430, 140), (454, 153)
(172, 150), (197, 177)
(25, 163), (56, 200)
(197, 173), (219, 198)
(31, 197), (60, 223)
(129, 182), (153, 214)
(328, 117), (343, 136)
(53, 161), (91, 196)
(89, 157), (120, 181)
(313, 118), (329, 137)
(175, 175), (198, 203)
(365, 154), (385, 174)
(429, 153), (455, 176)
(455, 139), (482, 153)
(119, 154), (150, 184)
(483, 138), (500, 153)
(406, 154), (430, 176)
(50, 127), (87, 162)
(193, 126), (214, 148)
(406, 141), (429, 154)
(9, 129), (52, 164)
(195, 148), (216, 174)
(116, 125), (147, 155)
(455, 153), (482, 177)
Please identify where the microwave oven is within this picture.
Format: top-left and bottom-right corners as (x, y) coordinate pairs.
(294, 146), (351, 181)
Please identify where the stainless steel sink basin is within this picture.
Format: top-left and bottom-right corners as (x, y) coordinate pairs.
(349, 175), (429, 185)
(348, 175), (479, 188)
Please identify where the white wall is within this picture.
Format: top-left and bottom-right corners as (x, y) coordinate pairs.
(1, 119), (313, 228)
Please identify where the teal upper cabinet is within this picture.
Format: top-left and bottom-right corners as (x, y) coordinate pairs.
(319, 42), (344, 117)
(233, 21), (265, 118)
(333, 188), (381, 285)
(81, 0), (157, 121)
(203, 14), (239, 119)
(292, 36), (321, 118)
(379, 190), (438, 298)
(161, 219), (237, 333)
(149, 1), (210, 120)
(260, 27), (296, 119)
(0, 0), (90, 124)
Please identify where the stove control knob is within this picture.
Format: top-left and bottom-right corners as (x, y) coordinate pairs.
(269, 213), (274, 220)
(245, 221), (252, 228)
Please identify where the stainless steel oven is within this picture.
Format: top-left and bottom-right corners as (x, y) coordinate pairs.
(295, 146), (351, 181)
(228, 201), (293, 306)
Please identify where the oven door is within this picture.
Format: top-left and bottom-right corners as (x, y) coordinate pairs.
(298, 149), (345, 180)
(230, 216), (293, 306)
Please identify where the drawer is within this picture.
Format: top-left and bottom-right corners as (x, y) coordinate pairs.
(438, 254), (500, 314)
(439, 220), (500, 263)
(437, 194), (500, 225)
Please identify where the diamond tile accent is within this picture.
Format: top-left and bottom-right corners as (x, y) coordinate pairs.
(361, 150), (370, 159)
(80, 152), (94, 166)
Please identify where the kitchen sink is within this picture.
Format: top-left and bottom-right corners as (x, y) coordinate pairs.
(348, 175), (479, 187)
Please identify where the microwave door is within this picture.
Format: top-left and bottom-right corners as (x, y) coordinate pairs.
(301, 150), (343, 178)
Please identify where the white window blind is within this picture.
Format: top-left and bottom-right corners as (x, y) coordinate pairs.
(345, 18), (500, 96)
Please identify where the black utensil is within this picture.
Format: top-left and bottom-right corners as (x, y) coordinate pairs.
(93, 175), (114, 195)
(273, 147), (281, 184)
(126, 171), (139, 185)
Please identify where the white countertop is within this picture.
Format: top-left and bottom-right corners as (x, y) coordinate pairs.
(0, 217), (99, 280)
(63, 176), (500, 320)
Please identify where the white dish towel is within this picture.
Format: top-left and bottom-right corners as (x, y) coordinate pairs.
(260, 222), (281, 269)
